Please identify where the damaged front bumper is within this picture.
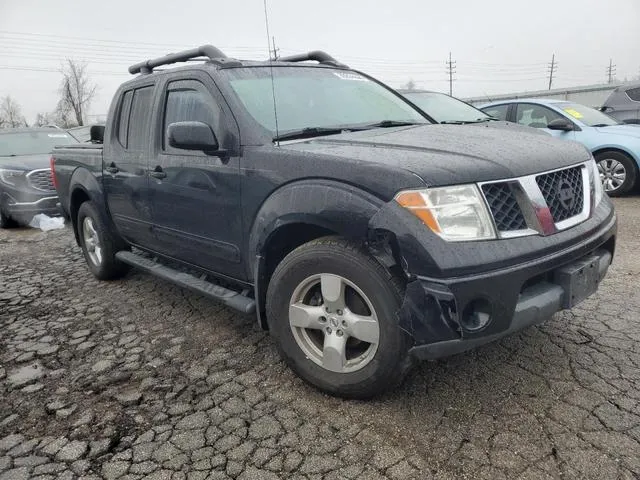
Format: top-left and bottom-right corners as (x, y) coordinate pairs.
(387, 203), (617, 360)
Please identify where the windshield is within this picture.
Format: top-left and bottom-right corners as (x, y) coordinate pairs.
(0, 130), (77, 156)
(403, 91), (490, 123)
(557, 102), (620, 127)
(224, 67), (430, 136)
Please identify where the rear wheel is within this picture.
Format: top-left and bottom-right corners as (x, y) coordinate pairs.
(77, 201), (129, 280)
(595, 151), (637, 196)
(266, 236), (411, 399)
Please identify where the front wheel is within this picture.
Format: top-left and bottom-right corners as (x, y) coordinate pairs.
(266, 237), (411, 399)
(595, 151), (637, 196)
(77, 201), (129, 280)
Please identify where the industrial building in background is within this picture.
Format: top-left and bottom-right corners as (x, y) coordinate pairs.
(465, 82), (622, 108)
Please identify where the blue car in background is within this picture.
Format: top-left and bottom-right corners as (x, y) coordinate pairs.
(479, 99), (640, 196)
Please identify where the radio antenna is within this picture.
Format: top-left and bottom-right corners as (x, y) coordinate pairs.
(263, 0), (280, 145)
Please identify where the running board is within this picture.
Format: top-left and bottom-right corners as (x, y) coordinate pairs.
(115, 251), (256, 314)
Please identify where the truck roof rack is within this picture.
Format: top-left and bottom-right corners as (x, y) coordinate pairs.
(279, 51), (348, 68)
(128, 44), (240, 74)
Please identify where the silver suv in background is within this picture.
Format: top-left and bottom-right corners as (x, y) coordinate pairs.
(0, 128), (78, 227)
(601, 82), (640, 124)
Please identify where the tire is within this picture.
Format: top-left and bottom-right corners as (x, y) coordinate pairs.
(77, 201), (130, 280)
(0, 209), (18, 229)
(595, 150), (637, 197)
(266, 236), (411, 399)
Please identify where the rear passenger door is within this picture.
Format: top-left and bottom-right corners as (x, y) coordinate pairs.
(148, 76), (244, 279)
(104, 83), (156, 246)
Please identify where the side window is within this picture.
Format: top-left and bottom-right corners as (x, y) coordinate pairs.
(163, 87), (221, 150)
(515, 104), (563, 128)
(625, 87), (640, 102)
(117, 90), (133, 146)
(127, 86), (155, 151)
(482, 104), (509, 121)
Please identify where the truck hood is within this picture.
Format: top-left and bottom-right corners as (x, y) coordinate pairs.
(281, 125), (590, 186)
(0, 153), (51, 172)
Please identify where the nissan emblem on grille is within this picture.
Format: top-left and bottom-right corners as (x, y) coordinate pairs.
(556, 179), (576, 210)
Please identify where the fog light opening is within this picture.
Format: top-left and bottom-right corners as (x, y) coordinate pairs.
(461, 298), (492, 332)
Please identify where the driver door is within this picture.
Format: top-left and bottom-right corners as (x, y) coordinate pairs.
(148, 77), (244, 279)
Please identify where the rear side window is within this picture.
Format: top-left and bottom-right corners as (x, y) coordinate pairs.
(127, 86), (154, 151)
(163, 87), (220, 150)
(117, 90), (133, 146)
(626, 87), (640, 102)
(482, 104), (509, 121)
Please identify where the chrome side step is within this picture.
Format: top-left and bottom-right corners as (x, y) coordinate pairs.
(115, 251), (255, 314)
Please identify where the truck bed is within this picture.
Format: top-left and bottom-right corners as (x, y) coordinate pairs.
(52, 144), (103, 218)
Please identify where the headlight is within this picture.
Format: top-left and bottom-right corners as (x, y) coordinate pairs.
(395, 184), (496, 241)
(0, 169), (25, 186)
(588, 158), (604, 205)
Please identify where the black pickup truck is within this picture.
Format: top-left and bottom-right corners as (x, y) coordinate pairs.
(52, 45), (616, 398)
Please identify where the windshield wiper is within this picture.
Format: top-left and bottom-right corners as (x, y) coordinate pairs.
(360, 120), (424, 129)
(440, 118), (494, 125)
(273, 127), (348, 142)
(591, 124), (614, 127)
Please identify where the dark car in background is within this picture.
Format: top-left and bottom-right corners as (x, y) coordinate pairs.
(601, 82), (640, 124)
(0, 128), (78, 227)
(398, 89), (493, 124)
(399, 90), (546, 136)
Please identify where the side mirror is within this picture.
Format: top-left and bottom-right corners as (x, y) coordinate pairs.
(90, 125), (105, 143)
(547, 118), (574, 131)
(167, 121), (219, 152)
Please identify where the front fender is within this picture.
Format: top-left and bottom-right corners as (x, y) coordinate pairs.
(248, 180), (385, 277)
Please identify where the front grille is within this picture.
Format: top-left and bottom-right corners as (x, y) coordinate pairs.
(481, 183), (527, 231)
(536, 166), (584, 223)
(27, 170), (55, 192)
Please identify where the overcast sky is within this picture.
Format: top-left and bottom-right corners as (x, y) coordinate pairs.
(1, 0), (639, 122)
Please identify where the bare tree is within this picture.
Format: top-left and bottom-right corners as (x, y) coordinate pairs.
(0, 96), (27, 128)
(58, 59), (97, 127)
(33, 112), (57, 127)
(403, 79), (417, 91)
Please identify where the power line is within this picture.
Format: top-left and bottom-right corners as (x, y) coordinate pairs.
(270, 37), (280, 61)
(547, 53), (557, 90)
(606, 58), (616, 84)
(446, 52), (456, 95)
(0, 30), (264, 52)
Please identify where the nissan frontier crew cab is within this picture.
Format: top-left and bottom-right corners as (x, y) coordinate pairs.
(51, 46), (616, 398)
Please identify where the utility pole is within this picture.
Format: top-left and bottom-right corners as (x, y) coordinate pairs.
(446, 52), (456, 96)
(547, 53), (557, 90)
(270, 36), (280, 60)
(606, 58), (616, 84)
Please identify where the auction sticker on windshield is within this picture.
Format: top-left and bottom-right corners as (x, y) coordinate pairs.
(563, 108), (584, 119)
(333, 71), (369, 81)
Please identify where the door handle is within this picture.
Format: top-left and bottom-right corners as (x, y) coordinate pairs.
(149, 167), (167, 180)
(105, 162), (119, 174)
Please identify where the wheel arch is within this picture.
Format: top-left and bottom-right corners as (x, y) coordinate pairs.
(68, 167), (111, 246)
(592, 146), (640, 169)
(249, 180), (405, 329)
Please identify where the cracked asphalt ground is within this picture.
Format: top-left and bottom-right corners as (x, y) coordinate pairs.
(1, 198), (639, 480)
